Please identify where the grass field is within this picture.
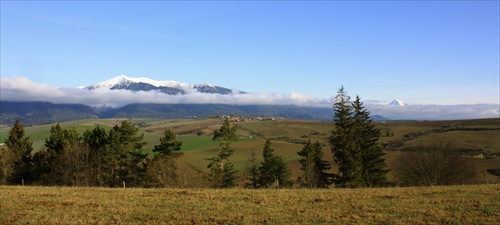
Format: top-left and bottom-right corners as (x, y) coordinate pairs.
(1, 185), (499, 224)
(1, 117), (499, 183)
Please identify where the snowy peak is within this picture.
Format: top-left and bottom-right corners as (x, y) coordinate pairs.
(389, 99), (409, 106)
(87, 75), (191, 90)
(87, 75), (132, 89)
(86, 75), (238, 95)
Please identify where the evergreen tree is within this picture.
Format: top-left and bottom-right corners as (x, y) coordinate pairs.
(311, 141), (334, 188)
(330, 86), (363, 188)
(297, 140), (315, 188)
(83, 126), (110, 186)
(298, 140), (334, 188)
(108, 120), (148, 187)
(206, 118), (238, 188)
(32, 149), (52, 185)
(259, 140), (289, 188)
(5, 120), (33, 184)
(244, 149), (260, 189)
(42, 125), (84, 185)
(352, 96), (389, 187)
(153, 129), (182, 156)
(44, 123), (66, 155)
(147, 129), (183, 188)
(51, 127), (86, 185)
(52, 138), (91, 186)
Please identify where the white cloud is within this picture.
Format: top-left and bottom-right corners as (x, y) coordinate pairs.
(0, 76), (331, 108)
(1, 76), (498, 120)
(365, 104), (500, 120)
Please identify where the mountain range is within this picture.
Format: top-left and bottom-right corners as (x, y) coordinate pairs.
(84, 75), (408, 106)
(3, 75), (496, 125)
(0, 74), (395, 126)
(0, 101), (388, 126)
(85, 75), (239, 95)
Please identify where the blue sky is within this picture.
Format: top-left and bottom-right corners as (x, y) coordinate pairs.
(1, 1), (499, 105)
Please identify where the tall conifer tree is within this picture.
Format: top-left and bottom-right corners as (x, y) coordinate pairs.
(45, 123), (67, 155)
(330, 86), (363, 188)
(330, 88), (389, 188)
(83, 126), (110, 186)
(244, 149), (260, 189)
(206, 118), (238, 188)
(153, 129), (182, 156)
(352, 96), (389, 187)
(5, 120), (33, 184)
(108, 120), (148, 187)
(298, 140), (334, 188)
(259, 140), (289, 188)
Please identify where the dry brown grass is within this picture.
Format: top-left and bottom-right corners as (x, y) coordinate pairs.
(1, 185), (499, 224)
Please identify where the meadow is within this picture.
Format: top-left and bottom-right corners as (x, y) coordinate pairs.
(1, 184), (499, 224)
(1, 117), (499, 183)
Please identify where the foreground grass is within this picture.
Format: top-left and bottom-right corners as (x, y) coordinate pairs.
(1, 185), (499, 224)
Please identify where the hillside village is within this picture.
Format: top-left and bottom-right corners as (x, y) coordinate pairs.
(220, 114), (285, 122)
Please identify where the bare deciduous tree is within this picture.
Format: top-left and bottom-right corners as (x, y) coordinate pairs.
(393, 140), (478, 186)
(146, 154), (210, 188)
(0, 147), (15, 185)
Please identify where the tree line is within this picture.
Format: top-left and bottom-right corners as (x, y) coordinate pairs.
(0, 87), (476, 188)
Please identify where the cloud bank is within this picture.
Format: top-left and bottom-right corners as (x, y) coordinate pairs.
(365, 104), (499, 121)
(1, 76), (498, 120)
(0, 76), (331, 108)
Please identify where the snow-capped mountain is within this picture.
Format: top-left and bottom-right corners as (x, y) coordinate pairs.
(365, 99), (411, 106)
(389, 99), (409, 106)
(86, 75), (237, 95)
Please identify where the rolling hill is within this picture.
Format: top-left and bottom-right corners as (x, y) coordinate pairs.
(0, 101), (98, 126)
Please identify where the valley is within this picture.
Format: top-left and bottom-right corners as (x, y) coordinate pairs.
(1, 117), (499, 185)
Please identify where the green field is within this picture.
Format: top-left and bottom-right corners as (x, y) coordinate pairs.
(1, 185), (499, 224)
(1, 117), (499, 183)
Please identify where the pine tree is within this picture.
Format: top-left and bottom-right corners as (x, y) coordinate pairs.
(108, 120), (148, 187)
(312, 141), (334, 188)
(330, 86), (363, 188)
(298, 140), (316, 188)
(5, 120), (33, 184)
(147, 129), (184, 188)
(45, 123), (67, 155)
(259, 140), (289, 188)
(298, 140), (334, 188)
(206, 118), (238, 188)
(83, 126), (110, 186)
(352, 96), (389, 187)
(42, 125), (84, 185)
(244, 149), (260, 189)
(153, 129), (182, 156)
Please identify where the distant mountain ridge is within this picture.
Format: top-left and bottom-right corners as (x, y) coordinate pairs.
(0, 76), (399, 125)
(86, 75), (237, 95)
(0, 101), (392, 126)
(0, 101), (98, 126)
(87, 76), (407, 106)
